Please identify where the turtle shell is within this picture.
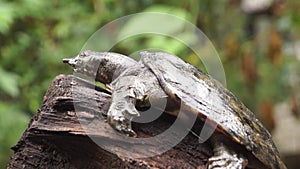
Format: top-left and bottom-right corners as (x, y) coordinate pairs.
(141, 51), (286, 169)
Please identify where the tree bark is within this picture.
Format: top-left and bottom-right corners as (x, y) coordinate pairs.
(8, 75), (212, 169)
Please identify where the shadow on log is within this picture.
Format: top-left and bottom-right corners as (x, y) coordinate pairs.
(8, 75), (212, 169)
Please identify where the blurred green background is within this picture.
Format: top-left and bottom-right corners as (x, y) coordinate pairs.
(1, 0), (299, 168)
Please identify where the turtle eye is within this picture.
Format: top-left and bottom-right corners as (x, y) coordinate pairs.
(79, 50), (90, 58)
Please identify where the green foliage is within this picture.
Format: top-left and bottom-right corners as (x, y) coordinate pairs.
(0, 3), (14, 34)
(116, 5), (195, 57)
(0, 67), (19, 97)
(0, 103), (29, 168)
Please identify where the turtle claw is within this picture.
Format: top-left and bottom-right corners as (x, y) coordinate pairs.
(107, 115), (137, 137)
(106, 99), (140, 137)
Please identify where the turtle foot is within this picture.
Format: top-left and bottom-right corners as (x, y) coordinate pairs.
(207, 145), (247, 169)
(107, 115), (137, 137)
(107, 116), (137, 137)
(107, 102), (139, 137)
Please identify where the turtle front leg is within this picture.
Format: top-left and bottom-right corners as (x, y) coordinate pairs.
(107, 78), (144, 137)
(208, 142), (248, 169)
(107, 97), (139, 137)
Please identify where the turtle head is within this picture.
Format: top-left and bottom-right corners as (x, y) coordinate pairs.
(63, 50), (136, 84)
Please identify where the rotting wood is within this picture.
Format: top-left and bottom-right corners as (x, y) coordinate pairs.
(8, 75), (212, 169)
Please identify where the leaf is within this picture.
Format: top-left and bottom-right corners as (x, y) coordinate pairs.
(0, 103), (29, 169)
(0, 67), (20, 97)
(146, 31), (197, 54)
(117, 5), (191, 41)
(0, 3), (14, 34)
(14, 0), (49, 19)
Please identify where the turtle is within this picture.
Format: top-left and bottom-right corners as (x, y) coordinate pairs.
(63, 50), (287, 169)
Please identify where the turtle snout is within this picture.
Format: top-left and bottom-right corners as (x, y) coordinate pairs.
(62, 58), (70, 63)
(63, 58), (77, 67)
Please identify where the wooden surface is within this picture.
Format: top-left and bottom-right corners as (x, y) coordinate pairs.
(8, 75), (212, 169)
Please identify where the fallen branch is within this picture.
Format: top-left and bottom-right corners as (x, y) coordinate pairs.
(8, 75), (211, 169)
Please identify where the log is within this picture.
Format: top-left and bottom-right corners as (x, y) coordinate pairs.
(8, 75), (212, 169)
